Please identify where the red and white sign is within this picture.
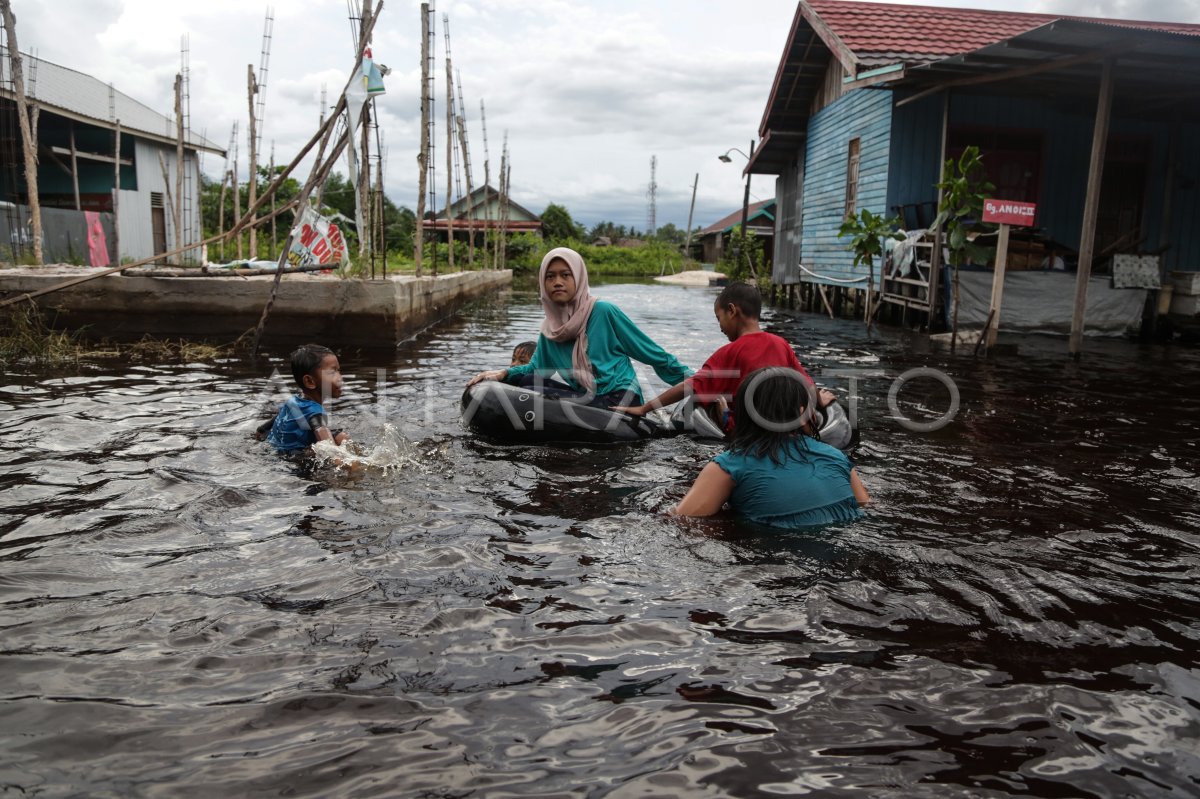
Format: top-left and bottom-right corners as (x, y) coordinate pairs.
(982, 199), (1037, 227)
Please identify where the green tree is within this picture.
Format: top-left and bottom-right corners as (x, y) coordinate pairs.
(933, 146), (996, 347)
(838, 208), (904, 333)
(654, 222), (685, 245)
(541, 203), (585, 243)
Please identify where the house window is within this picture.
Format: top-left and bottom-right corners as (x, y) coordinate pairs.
(844, 138), (860, 219)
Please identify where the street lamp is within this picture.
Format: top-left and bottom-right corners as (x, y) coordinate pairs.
(719, 141), (756, 279)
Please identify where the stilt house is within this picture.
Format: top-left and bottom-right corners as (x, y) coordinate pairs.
(750, 0), (1200, 341)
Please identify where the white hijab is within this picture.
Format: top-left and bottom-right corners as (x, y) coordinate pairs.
(539, 247), (599, 393)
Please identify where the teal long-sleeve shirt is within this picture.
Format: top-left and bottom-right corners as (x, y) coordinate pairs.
(505, 300), (691, 403)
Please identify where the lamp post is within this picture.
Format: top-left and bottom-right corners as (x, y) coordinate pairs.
(719, 141), (756, 280)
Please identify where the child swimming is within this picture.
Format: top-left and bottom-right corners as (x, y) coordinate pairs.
(265, 343), (350, 453)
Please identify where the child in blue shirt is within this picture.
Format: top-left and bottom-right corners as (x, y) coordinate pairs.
(266, 343), (350, 453)
(673, 367), (869, 528)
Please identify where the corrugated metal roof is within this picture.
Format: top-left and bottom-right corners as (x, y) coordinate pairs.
(807, 0), (1200, 68)
(701, 200), (775, 236)
(0, 47), (222, 154)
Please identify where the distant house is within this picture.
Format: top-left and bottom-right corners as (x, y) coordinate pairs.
(697, 199), (776, 267)
(425, 184), (542, 239)
(749, 0), (1200, 336)
(0, 47), (224, 263)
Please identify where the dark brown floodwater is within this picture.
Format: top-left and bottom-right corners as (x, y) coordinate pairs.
(1, 281), (1198, 798)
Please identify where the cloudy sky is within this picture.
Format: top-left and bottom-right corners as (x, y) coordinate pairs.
(14, 0), (1200, 232)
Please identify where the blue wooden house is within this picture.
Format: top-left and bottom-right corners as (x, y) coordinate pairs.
(748, 0), (1200, 345)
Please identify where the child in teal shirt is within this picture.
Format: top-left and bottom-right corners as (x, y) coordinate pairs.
(674, 367), (870, 528)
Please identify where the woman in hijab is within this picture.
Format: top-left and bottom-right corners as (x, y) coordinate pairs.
(467, 247), (690, 408)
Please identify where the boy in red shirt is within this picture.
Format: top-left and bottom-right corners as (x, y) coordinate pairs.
(614, 283), (828, 432)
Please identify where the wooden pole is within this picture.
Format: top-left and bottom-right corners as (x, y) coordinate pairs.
(376, 152), (385, 278)
(173, 73), (184, 264)
(456, 107), (474, 268)
(69, 122), (80, 210)
(415, 2), (429, 276)
(928, 91), (949, 330)
(217, 171), (228, 261)
(986, 222), (1010, 347)
(445, 56), (455, 271)
(112, 120), (121, 262)
(684, 172), (698, 256)
(359, 0), (374, 265)
(247, 64), (258, 259)
(232, 140), (242, 260)
(865, 257), (875, 335)
(1, 0), (43, 264)
(1069, 58), (1115, 357)
(268, 148), (276, 259)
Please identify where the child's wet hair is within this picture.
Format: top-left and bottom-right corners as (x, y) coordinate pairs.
(731, 367), (817, 464)
(715, 282), (762, 319)
(290, 343), (334, 386)
(511, 340), (536, 364)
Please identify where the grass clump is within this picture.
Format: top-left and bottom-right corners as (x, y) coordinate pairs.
(0, 301), (81, 369)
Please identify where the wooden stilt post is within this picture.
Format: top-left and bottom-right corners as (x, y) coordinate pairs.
(1069, 58), (1115, 357)
(1, 0), (43, 264)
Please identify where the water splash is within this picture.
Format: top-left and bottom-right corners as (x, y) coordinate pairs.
(310, 424), (421, 474)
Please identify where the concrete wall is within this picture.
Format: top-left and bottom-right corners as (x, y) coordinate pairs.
(0, 269), (513, 349)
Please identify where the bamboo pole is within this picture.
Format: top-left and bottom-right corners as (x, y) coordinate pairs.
(1, 0), (43, 264)
(247, 64), (258, 259)
(456, 105), (474, 269)
(173, 73), (184, 264)
(217, 171), (228, 261)
(359, 0), (374, 264)
(444, 56), (455, 271)
(415, 2), (429, 276)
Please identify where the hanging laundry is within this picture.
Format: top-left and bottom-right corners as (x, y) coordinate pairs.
(85, 211), (110, 268)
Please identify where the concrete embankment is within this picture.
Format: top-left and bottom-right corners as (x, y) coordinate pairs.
(0, 267), (512, 349)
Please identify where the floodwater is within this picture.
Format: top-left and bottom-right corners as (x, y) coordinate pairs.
(2, 281), (1198, 798)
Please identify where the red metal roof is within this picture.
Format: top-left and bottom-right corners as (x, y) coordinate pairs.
(806, 0), (1200, 68)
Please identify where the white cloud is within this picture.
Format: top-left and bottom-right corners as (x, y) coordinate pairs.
(10, 0), (1200, 229)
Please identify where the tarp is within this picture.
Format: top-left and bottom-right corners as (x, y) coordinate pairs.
(286, 207), (348, 269)
(953, 270), (1146, 337)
